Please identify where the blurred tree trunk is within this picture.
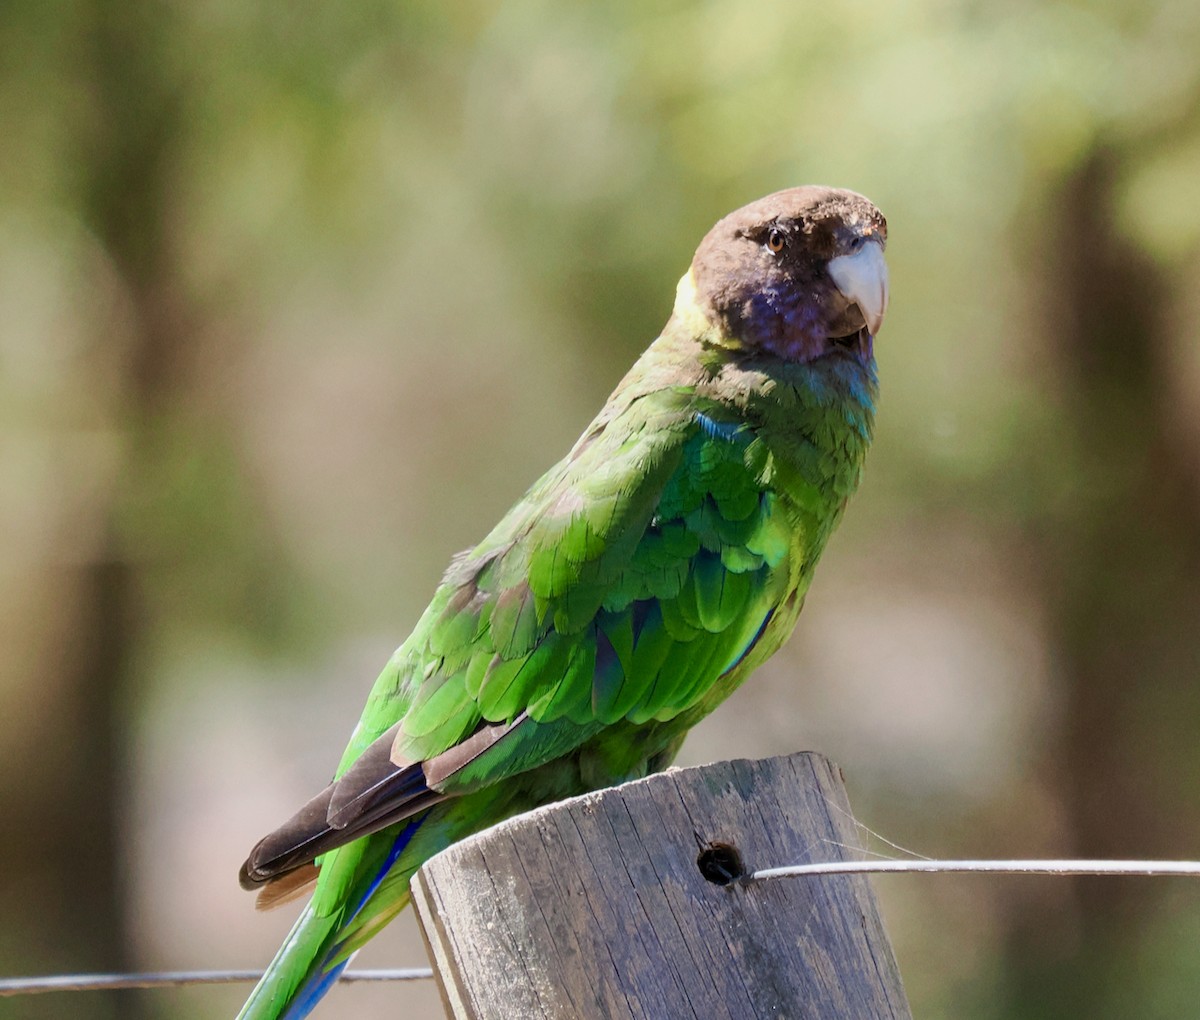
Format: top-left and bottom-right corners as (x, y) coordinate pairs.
(1003, 147), (1200, 1018)
(0, 4), (186, 1018)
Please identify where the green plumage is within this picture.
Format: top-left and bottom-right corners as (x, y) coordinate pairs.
(237, 186), (888, 1019)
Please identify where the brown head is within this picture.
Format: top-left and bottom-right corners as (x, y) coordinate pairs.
(687, 186), (888, 364)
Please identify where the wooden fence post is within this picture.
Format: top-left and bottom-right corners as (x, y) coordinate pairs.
(411, 752), (911, 1019)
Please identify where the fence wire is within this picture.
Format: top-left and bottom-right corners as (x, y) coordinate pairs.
(5, 857), (1200, 999)
(0, 967), (433, 997)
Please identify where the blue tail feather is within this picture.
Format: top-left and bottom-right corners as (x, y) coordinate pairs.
(280, 959), (349, 1020)
(349, 816), (423, 921)
(239, 815), (427, 1020)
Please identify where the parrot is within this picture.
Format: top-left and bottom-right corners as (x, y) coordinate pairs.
(236, 185), (889, 1019)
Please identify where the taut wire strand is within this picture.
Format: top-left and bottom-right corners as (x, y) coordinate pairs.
(0, 967), (434, 997)
(750, 858), (1200, 881)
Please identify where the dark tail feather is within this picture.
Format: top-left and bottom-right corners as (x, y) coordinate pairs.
(241, 763), (442, 890)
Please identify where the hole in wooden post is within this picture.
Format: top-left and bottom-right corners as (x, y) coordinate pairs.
(696, 840), (745, 885)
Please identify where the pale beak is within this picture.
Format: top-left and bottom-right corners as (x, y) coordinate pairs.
(828, 239), (889, 336)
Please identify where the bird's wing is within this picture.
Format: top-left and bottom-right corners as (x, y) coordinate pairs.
(242, 383), (794, 888)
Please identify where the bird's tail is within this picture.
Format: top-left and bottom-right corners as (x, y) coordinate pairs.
(236, 902), (348, 1020)
(236, 817), (423, 1020)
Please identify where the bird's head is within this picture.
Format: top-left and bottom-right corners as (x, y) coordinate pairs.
(684, 186), (888, 365)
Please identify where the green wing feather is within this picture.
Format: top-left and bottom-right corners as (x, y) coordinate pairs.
(341, 382), (790, 784)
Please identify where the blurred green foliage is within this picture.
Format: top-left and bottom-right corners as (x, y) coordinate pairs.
(2, 1), (1200, 1018)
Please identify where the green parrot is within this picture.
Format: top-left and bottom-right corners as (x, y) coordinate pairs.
(237, 185), (889, 1019)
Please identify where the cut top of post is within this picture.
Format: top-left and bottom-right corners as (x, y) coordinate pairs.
(412, 752), (912, 1020)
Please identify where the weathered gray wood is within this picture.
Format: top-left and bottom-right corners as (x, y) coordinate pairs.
(411, 752), (911, 1020)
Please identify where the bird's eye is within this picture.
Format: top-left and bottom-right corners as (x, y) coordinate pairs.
(849, 235), (866, 252)
(766, 228), (786, 254)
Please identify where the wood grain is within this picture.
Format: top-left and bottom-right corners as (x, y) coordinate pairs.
(412, 752), (911, 1019)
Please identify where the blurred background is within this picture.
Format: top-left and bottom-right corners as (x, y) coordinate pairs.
(3, 0), (1200, 1017)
